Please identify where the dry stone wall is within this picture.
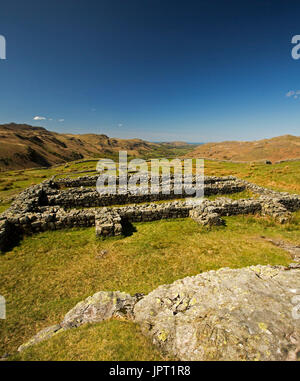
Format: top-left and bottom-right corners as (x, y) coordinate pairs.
(0, 175), (300, 251)
(46, 177), (245, 208)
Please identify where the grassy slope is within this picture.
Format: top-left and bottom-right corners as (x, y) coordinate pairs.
(1, 159), (299, 213)
(186, 135), (300, 162)
(12, 320), (171, 361)
(0, 123), (195, 171)
(0, 159), (299, 360)
(1, 214), (298, 357)
(203, 159), (300, 194)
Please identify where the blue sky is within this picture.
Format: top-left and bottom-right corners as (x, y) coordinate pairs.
(0, 0), (300, 142)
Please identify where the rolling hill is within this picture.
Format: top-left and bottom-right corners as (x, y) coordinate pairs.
(185, 135), (300, 163)
(0, 123), (193, 170)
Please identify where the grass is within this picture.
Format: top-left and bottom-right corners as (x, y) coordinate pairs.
(1, 213), (298, 358)
(203, 159), (300, 194)
(206, 189), (256, 200)
(0, 159), (299, 213)
(11, 320), (171, 361)
(0, 158), (299, 360)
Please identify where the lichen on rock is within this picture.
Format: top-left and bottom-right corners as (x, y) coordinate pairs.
(133, 265), (300, 361)
(61, 291), (141, 329)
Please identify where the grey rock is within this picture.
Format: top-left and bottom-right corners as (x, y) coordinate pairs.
(18, 324), (63, 352)
(61, 291), (140, 329)
(134, 265), (300, 361)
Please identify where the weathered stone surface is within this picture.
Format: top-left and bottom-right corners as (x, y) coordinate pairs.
(95, 209), (123, 237)
(18, 324), (63, 352)
(17, 265), (300, 360)
(61, 291), (140, 329)
(134, 265), (300, 361)
(17, 291), (143, 351)
(189, 209), (224, 226)
(261, 200), (291, 223)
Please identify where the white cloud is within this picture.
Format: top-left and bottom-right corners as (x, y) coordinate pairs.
(118, 123), (123, 127)
(33, 116), (65, 122)
(286, 90), (300, 98)
(33, 116), (46, 120)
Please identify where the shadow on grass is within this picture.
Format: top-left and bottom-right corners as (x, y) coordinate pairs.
(0, 230), (22, 255)
(121, 219), (137, 237)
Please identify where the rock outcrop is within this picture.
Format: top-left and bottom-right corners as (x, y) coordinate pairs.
(134, 265), (300, 361)
(17, 325), (64, 353)
(61, 291), (141, 329)
(18, 265), (300, 361)
(18, 291), (142, 352)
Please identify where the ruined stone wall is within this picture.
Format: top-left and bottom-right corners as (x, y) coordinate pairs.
(54, 175), (99, 188)
(1, 175), (300, 251)
(55, 175), (238, 188)
(46, 178), (245, 209)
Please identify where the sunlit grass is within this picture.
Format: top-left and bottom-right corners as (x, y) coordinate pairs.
(1, 159), (299, 212)
(203, 160), (300, 194)
(0, 157), (299, 360)
(1, 213), (298, 357)
(11, 320), (172, 361)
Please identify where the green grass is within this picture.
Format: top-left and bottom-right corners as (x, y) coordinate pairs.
(0, 159), (299, 213)
(206, 189), (256, 200)
(203, 159), (300, 194)
(11, 320), (171, 361)
(0, 158), (299, 360)
(1, 213), (298, 358)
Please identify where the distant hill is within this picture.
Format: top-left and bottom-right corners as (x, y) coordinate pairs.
(153, 141), (198, 147)
(0, 123), (194, 170)
(185, 135), (300, 163)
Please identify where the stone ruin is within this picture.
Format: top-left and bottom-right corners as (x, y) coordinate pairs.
(2, 173), (299, 361)
(0, 174), (300, 252)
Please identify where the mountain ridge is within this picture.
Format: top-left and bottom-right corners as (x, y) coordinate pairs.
(0, 123), (193, 170)
(185, 134), (300, 163)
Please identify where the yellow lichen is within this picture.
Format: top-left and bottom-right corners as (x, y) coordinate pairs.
(258, 322), (268, 331)
(157, 330), (168, 342)
(190, 297), (197, 306)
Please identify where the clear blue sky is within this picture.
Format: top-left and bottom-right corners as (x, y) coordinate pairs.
(0, 0), (300, 142)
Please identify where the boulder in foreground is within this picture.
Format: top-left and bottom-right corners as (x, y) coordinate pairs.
(134, 265), (300, 361)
